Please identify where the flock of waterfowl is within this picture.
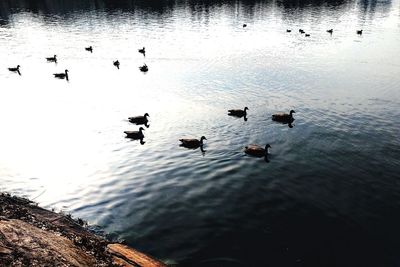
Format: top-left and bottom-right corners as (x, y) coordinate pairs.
(7, 45), (148, 78)
(125, 106), (295, 161)
(6, 25), (364, 161)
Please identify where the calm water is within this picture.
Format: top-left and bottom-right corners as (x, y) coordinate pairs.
(1, 0), (400, 266)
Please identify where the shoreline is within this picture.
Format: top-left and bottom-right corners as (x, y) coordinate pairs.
(0, 193), (166, 267)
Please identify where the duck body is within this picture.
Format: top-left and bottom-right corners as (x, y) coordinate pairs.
(54, 69), (69, 80)
(272, 110), (295, 123)
(357, 30), (363, 35)
(286, 29), (291, 32)
(243, 24), (247, 28)
(327, 29), (333, 34)
(228, 107), (248, 117)
(179, 136), (206, 148)
(128, 113), (149, 125)
(124, 127), (145, 139)
(113, 60), (120, 69)
(8, 65), (20, 73)
(139, 64), (148, 72)
(245, 144), (271, 157)
(138, 47), (145, 55)
(85, 46), (93, 52)
(46, 55), (57, 62)
(305, 33), (310, 37)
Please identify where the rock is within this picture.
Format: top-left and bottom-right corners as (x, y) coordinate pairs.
(107, 243), (166, 267)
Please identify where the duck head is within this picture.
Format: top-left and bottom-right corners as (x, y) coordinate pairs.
(65, 69), (69, 73)
(200, 136), (207, 143)
(290, 110), (295, 115)
(17, 65), (20, 69)
(265, 144), (271, 150)
(244, 107), (249, 112)
(144, 113), (150, 118)
(139, 127), (145, 132)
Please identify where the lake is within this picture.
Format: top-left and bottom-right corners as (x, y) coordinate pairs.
(1, 0), (400, 266)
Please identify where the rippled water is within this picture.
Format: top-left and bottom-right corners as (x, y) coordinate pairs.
(1, 0), (400, 266)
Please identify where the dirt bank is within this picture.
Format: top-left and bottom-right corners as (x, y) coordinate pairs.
(0, 193), (166, 267)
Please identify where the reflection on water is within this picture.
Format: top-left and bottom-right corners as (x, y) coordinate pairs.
(1, 0), (400, 266)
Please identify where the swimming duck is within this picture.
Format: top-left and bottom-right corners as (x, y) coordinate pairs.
(299, 29), (305, 34)
(305, 33), (310, 37)
(124, 127), (145, 139)
(357, 30), (363, 35)
(327, 29), (333, 34)
(46, 55), (57, 63)
(179, 136), (207, 148)
(272, 110), (295, 122)
(286, 29), (292, 32)
(243, 24), (247, 28)
(85, 46), (93, 52)
(128, 113), (149, 125)
(228, 107), (248, 117)
(53, 69), (69, 80)
(8, 65), (21, 75)
(139, 64), (148, 72)
(138, 47), (145, 55)
(245, 144), (271, 157)
(113, 60), (120, 69)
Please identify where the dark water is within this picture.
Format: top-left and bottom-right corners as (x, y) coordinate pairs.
(1, 0), (400, 266)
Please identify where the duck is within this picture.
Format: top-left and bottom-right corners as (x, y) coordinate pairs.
(243, 24), (247, 28)
(46, 55), (57, 63)
(113, 60), (120, 69)
(128, 113), (149, 125)
(272, 110), (295, 122)
(245, 144), (271, 157)
(138, 47), (145, 55)
(228, 107), (248, 117)
(357, 30), (363, 35)
(327, 29), (333, 34)
(299, 29), (305, 34)
(85, 46), (93, 52)
(139, 64), (148, 72)
(124, 127), (145, 139)
(179, 136), (207, 148)
(8, 65), (21, 75)
(53, 69), (69, 80)
(286, 29), (292, 32)
(305, 33), (310, 37)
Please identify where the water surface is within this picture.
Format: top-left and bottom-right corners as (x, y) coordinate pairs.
(1, 0), (400, 266)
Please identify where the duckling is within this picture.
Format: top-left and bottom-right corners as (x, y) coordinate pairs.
(53, 69), (69, 80)
(272, 110), (295, 122)
(113, 60), (120, 69)
(228, 107), (248, 117)
(179, 136), (207, 148)
(8, 65), (21, 75)
(85, 46), (93, 52)
(243, 24), (247, 28)
(357, 30), (363, 35)
(128, 113), (149, 125)
(305, 33), (310, 37)
(138, 47), (145, 55)
(124, 127), (145, 139)
(286, 29), (292, 32)
(327, 29), (333, 34)
(46, 55), (57, 63)
(139, 64), (148, 72)
(245, 144), (271, 157)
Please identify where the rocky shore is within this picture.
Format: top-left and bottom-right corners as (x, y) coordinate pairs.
(0, 193), (166, 267)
